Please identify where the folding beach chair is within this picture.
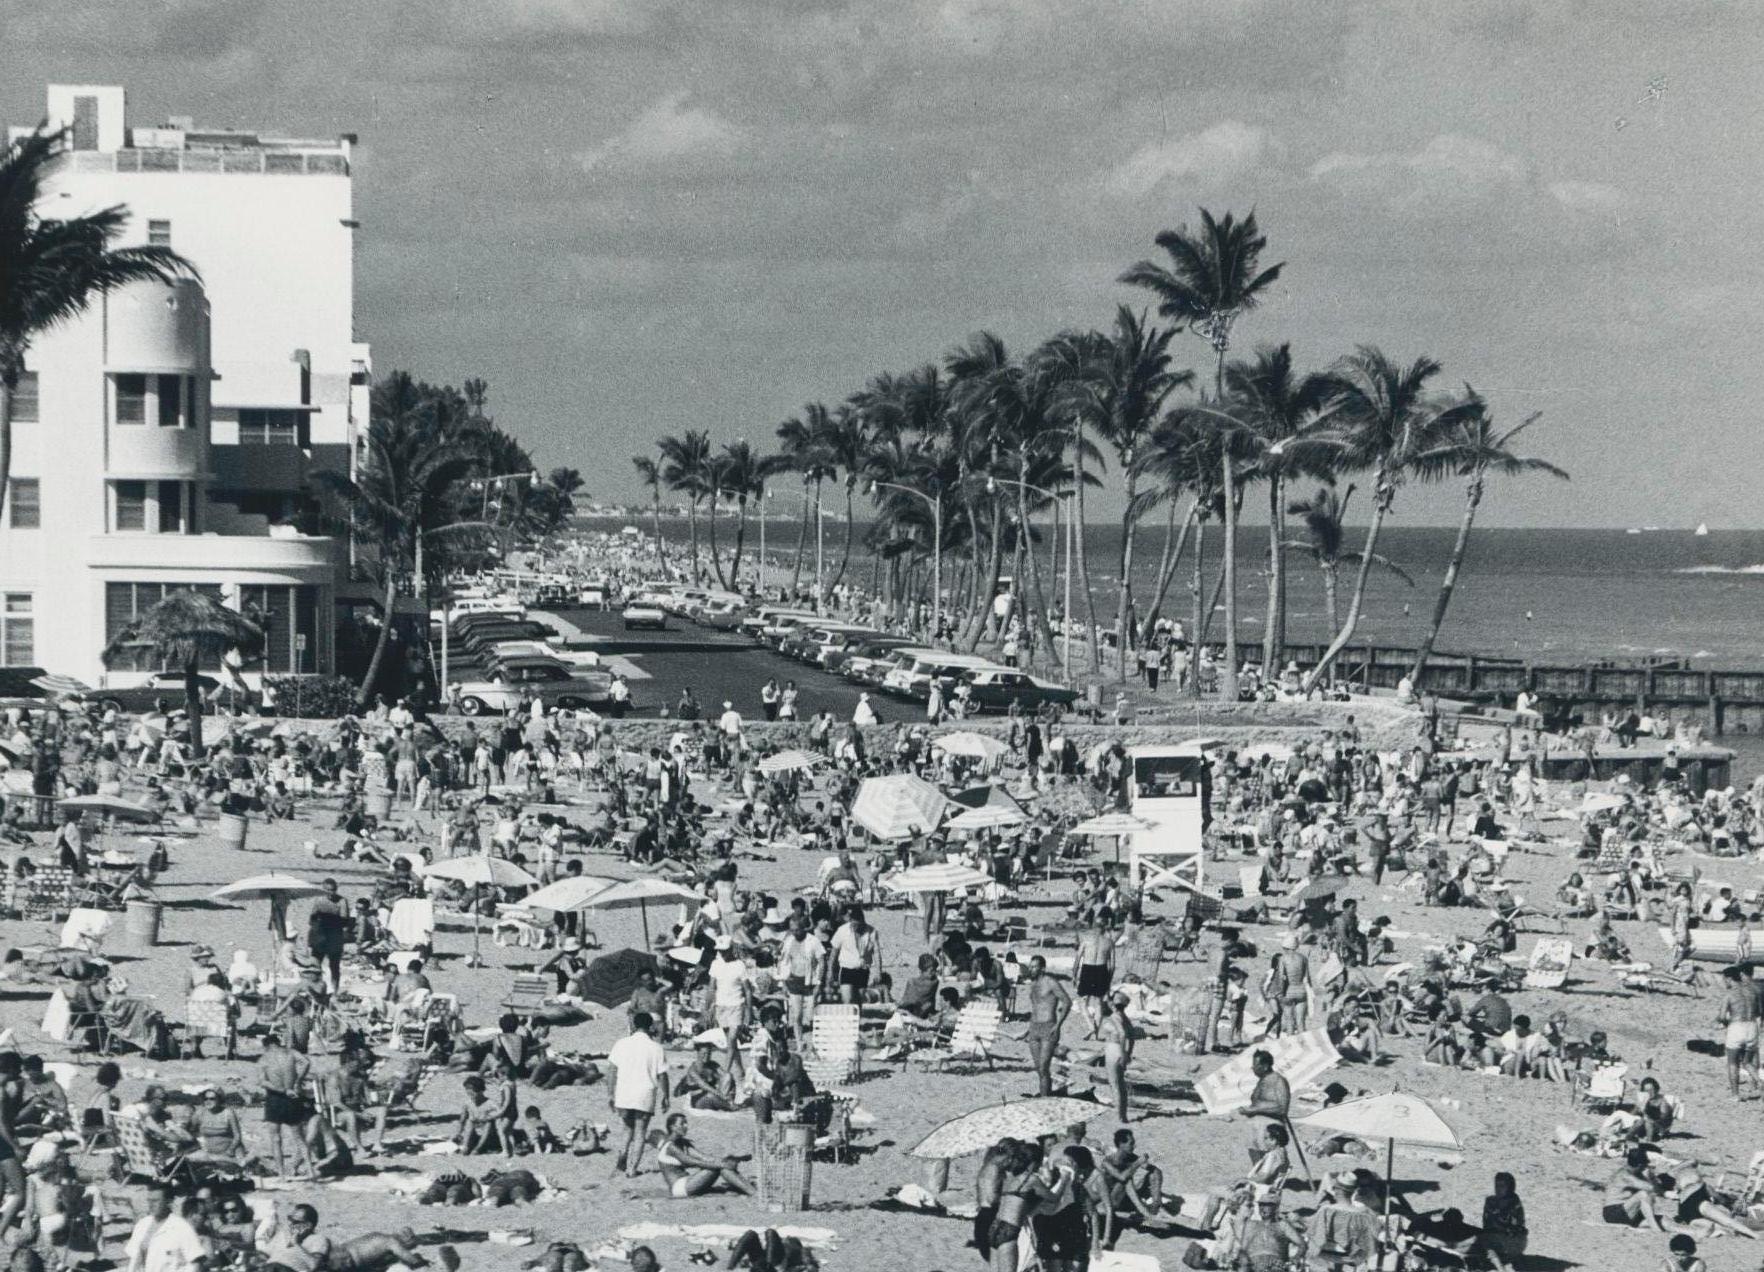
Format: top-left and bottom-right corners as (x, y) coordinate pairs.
(803, 1004), (862, 1087)
(113, 1113), (244, 1188)
(1522, 938), (1573, 990)
(500, 973), (552, 1017)
(23, 867), (76, 920)
(1574, 1062), (1628, 1114)
(914, 1002), (1004, 1072)
(176, 993), (236, 1059)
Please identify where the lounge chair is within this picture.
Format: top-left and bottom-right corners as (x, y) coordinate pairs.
(802, 1004), (862, 1087)
(913, 1002), (1004, 1072)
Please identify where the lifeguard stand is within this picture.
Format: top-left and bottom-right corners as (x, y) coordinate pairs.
(1125, 742), (1213, 895)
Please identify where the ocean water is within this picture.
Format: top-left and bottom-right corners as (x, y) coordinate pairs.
(585, 518), (1764, 669)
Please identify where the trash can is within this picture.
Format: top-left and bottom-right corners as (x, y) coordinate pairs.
(219, 812), (249, 851)
(758, 1120), (815, 1211)
(366, 789), (393, 820)
(125, 900), (162, 947)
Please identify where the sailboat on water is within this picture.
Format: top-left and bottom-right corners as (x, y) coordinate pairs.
(1695, 523), (1710, 537)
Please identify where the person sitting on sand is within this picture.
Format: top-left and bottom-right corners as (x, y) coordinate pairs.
(1638, 1076), (1677, 1142)
(1092, 1128), (1167, 1244)
(1603, 1147), (1670, 1232)
(654, 1111), (755, 1198)
(455, 1075), (511, 1156)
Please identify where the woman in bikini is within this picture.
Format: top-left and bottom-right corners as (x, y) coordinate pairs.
(655, 1112), (755, 1199)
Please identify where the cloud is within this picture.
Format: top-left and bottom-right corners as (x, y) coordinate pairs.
(1548, 180), (1629, 214)
(578, 91), (745, 171)
(1310, 134), (1530, 204)
(1104, 121), (1272, 199)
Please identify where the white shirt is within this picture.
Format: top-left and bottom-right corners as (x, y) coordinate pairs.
(830, 922), (878, 971)
(778, 933), (826, 982)
(709, 956), (749, 1008)
(128, 1214), (167, 1272)
(607, 1030), (668, 1112)
(144, 1215), (207, 1272)
(718, 709), (743, 737)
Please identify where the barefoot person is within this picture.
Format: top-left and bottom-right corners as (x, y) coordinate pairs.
(606, 1012), (669, 1179)
(1075, 920), (1116, 1037)
(259, 1033), (314, 1180)
(1097, 992), (1135, 1123)
(1717, 967), (1759, 1098)
(1025, 957), (1072, 1097)
(655, 1112), (755, 1198)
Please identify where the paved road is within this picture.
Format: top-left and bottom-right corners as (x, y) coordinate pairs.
(545, 608), (905, 724)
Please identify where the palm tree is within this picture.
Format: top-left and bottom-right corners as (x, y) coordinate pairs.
(1042, 331), (1114, 672)
(1284, 484), (1417, 644)
(659, 429), (713, 583)
(709, 440), (777, 587)
(103, 591), (262, 757)
(630, 455), (666, 565)
(548, 466), (586, 516)
(821, 403), (870, 597)
(1121, 208), (1284, 699)
(1096, 309), (1189, 677)
(1222, 345), (1333, 673)
(317, 396), (485, 706)
(944, 333), (1015, 650)
(1138, 408), (1216, 648)
(1405, 399), (1567, 684)
(1301, 349), (1481, 692)
(776, 406), (834, 598)
(0, 127), (199, 523)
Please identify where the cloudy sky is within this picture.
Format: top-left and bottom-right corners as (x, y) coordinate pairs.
(6, 0), (1760, 527)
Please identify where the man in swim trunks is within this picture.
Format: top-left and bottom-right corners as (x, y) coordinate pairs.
(1075, 920), (1116, 1038)
(1718, 966), (1760, 1098)
(1024, 956), (1072, 1097)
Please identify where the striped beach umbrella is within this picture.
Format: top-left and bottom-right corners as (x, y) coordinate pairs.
(946, 804), (1028, 832)
(31, 673), (93, 699)
(887, 861), (993, 894)
(758, 749), (822, 775)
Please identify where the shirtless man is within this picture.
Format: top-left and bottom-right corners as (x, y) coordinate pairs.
(1717, 966), (1760, 1098)
(1075, 921), (1116, 1038)
(1024, 956), (1072, 1097)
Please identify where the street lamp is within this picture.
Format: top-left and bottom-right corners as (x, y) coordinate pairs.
(987, 474), (1077, 673)
(868, 479), (943, 644)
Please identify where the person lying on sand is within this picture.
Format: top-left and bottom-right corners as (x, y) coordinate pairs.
(723, 1229), (818, 1270)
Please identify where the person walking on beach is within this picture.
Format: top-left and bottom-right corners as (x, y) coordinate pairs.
(1075, 920), (1116, 1037)
(259, 1033), (314, 1180)
(1025, 956), (1072, 1097)
(606, 1012), (669, 1178)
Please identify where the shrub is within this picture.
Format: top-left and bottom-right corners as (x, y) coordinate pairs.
(265, 674), (358, 719)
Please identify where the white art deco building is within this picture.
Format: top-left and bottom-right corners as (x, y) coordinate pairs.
(1, 85), (370, 687)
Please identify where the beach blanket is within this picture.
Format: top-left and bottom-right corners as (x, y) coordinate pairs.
(618, 1223), (839, 1250)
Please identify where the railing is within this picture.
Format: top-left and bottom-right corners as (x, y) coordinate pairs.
(1189, 639), (1764, 715)
(67, 149), (348, 176)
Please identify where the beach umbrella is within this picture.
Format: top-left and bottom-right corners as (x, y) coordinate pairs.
(946, 804), (1028, 832)
(757, 749), (822, 775)
(1578, 792), (1627, 817)
(576, 876), (703, 946)
(1294, 1091), (1461, 1220)
(850, 774), (952, 841)
(57, 795), (157, 824)
(423, 854), (538, 964)
(932, 732), (1009, 762)
(31, 674), (92, 699)
(1288, 876), (1348, 907)
(910, 1097), (1103, 1160)
(887, 862), (993, 895)
(1069, 812), (1156, 837)
(576, 948), (658, 1008)
(212, 873), (327, 973)
(523, 875), (622, 912)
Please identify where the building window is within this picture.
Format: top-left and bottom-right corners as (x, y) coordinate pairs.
(115, 374), (147, 425)
(104, 582), (223, 671)
(157, 375), (183, 428)
(238, 584), (320, 673)
(114, 480), (147, 531)
(0, 594), (31, 666)
(147, 219), (171, 247)
(157, 481), (185, 533)
(237, 409), (302, 446)
(8, 479), (39, 529)
(71, 97), (98, 152)
(10, 372), (37, 423)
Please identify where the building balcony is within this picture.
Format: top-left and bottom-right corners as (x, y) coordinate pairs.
(85, 530), (336, 575)
(105, 279), (208, 375)
(65, 147), (348, 177)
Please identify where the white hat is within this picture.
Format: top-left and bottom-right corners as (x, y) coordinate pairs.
(761, 907), (787, 927)
(723, 701), (733, 709)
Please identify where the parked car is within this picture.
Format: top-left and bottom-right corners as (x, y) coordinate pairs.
(456, 620), (553, 654)
(451, 660), (614, 715)
(623, 602), (668, 631)
(825, 637), (915, 676)
(97, 671), (224, 714)
(483, 640), (603, 670)
(956, 667), (1081, 714)
(532, 584), (575, 608)
(882, 652), (999, 700)
(740, 606), (816, 640)
(695, 598), (748, 630)
(849, 645), (933, 688)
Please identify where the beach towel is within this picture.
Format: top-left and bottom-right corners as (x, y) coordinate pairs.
(618, 1223), (839, 1250)
(59, 909), (113, 954)
(40, 991), (70, 1042)
(390, 898), (436, 948)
